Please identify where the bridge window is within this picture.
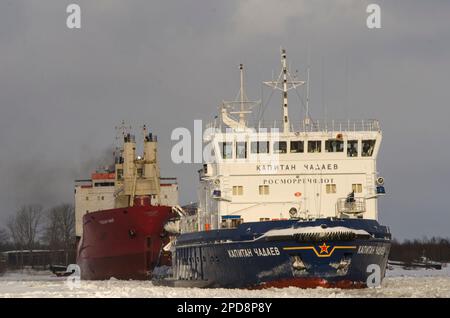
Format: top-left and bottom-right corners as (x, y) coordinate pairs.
(290, 141), (304, 153)
(273, 141), (287, 154)
(308, 140), (322, 153)
(347, 140), (358, 157)
(236, 142), (247, 159)
(232, 186), (243, 196)
(352, 184), (363, 193)
(251, 141), (269, 154)
(326, 184), (337, 194)
(325, 140), (344, 152)
(362, 140), (376, 157)
(219, 142), (233, 159)
(259, 185), (270, 195)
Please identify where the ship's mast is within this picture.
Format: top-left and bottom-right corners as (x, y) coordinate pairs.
(264, 49), (305, 133)
(281, 50), (289, 132)
(222, 64), (260, 130)
(239, 64), (245, 126)
(304, 67), (311, 126)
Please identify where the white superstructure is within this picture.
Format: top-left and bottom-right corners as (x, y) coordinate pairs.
(184, 49), (385, 233)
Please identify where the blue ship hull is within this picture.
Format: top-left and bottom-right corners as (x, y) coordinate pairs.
(154, 218), (391, 289)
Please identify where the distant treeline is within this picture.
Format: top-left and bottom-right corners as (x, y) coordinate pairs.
(389, 237), (450, 263)
(0, 204), (76, 268)
(2, 205), (449, 267)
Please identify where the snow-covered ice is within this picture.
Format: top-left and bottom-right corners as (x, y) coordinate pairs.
(0, 265), (449, 298)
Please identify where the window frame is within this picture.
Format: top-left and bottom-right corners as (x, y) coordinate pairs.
(307, 140), (322, 153)
(325, 139), (344, 153)
(326, 184), (337, 194)
(352, 183), (363, 193)
(235, 141), (247, 159)
(290, 140), (304, 153)
(347, 140), (359, 157)
(219, 142), (233, 159)
(362, 139), (376, 157)
(251, 141), (270, 154)
(232, 185), (244, 196)
(273, 141), (287, 154)
(258, 185), (270, 195)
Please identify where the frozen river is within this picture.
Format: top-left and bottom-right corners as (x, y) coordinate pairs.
(0, 265), (449, 298)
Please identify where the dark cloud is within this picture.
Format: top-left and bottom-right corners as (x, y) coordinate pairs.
(0, 0), (449, 239)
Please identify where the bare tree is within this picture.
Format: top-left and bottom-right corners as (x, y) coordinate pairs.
(7, 204), (43, 267)
(0, 227), (9, 241)
(43, 209), (60, 250)
(0, 227), (10, 251)
(43, 204), (75, 264)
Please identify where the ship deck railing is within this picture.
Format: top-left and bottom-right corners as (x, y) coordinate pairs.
(206, 119), (380, 133)
(336, 198), (366, 215)
(180, 215), (199, 233)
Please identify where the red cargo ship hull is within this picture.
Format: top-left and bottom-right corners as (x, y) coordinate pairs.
(77, 203), (173, 280)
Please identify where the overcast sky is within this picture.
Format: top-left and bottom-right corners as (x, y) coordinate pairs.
(0, 0), (449, 240)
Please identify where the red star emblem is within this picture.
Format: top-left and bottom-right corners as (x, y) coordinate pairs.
(319, 243), (330, 254)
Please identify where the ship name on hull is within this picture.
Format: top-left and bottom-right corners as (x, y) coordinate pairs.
(357, 245), (386, 255)
(227, 247), (281, 258)
(256, 163), (338, 172)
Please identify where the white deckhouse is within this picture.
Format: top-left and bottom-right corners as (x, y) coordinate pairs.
(182, 50), (385, 233)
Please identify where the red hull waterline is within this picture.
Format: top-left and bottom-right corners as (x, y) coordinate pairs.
(252, 278), (366, 289)
(77, 203), (173, 280)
